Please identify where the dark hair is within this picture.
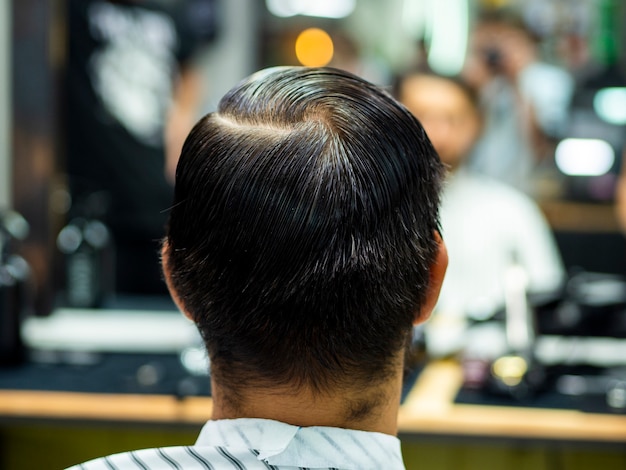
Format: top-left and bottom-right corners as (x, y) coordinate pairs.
(165, 66), (444, 396)
(477, 9), (540, 42)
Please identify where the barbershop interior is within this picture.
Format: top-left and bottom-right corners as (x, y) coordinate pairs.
(1, 0), (626, 468)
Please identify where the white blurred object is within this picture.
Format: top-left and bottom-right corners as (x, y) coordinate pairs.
(22, 308), (201, 353)
(555, 138), (615, 176)
(518, 63), (574, 137)
(463, 322), (508, 361)
(402, 0), (468, 76)
(536, 336), (626, 367)
(0, 210), (29, 241)
(426, 0), (468, 76)
(437, 170), (565, 317)
(504, 259), (534, 353)
(425, 310), (468, 357)
(266, 0), (355, 18)
(594, 87), (626, 125)
(180, 345), (210, 376)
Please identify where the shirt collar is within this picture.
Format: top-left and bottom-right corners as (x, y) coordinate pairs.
(196, 418), (405, 470)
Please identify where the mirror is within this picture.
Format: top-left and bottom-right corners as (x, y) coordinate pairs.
(8, 0), (626, 316)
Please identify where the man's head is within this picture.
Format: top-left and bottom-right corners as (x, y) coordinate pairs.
(163, 67), (445, 401)
(398, 73), (481, 170)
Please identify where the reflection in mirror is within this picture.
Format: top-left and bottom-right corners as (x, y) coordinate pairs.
(63, 0), (219, 307)
(10, 0), (626, 316)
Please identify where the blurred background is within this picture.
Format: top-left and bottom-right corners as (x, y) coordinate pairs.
(1, 0), (626, 468)
(2, 0), (626, 315)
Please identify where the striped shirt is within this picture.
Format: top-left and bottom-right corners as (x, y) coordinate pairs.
(66, 418), (406, 470)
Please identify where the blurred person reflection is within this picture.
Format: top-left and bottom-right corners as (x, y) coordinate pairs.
(462, 12), (574, 195)
(66, 0), (216, 296)
(398, 71), (565, 328)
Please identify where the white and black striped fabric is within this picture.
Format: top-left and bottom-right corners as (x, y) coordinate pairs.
(67, 418), (406, 469)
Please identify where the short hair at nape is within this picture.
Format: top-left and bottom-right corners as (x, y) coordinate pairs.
(166, 66), (444, 395)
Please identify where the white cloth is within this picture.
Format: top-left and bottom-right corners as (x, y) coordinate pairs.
(468, 64), (573, 194)
(518, 62), (574, 139)
(436, 169), (565, 318)
(468, 77), (535, 193)
(67, 418), (406, 469)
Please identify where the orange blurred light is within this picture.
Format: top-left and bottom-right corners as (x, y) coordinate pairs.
(295, 28), (334, 67)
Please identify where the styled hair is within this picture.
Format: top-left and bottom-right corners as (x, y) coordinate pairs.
(165, 66), (444, 396)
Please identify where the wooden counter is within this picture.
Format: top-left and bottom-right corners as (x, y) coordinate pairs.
(1, 361), (625, 444)
(539, 200), (621, 233)
(398, 361), (626, 443)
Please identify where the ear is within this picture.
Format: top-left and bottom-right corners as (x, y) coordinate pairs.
(414, 231), (448, 325)
(161, 241), (195, 322)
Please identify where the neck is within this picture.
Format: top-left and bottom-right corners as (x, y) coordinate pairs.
(210, 363), (405, 436)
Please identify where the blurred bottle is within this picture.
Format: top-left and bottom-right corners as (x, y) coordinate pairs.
(503, 253), (535, 355)
(57, 191), (114, 308)
(57, 218), (113, 308)
(0, 210), (31, 367)
(491, 253), (545, 398)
